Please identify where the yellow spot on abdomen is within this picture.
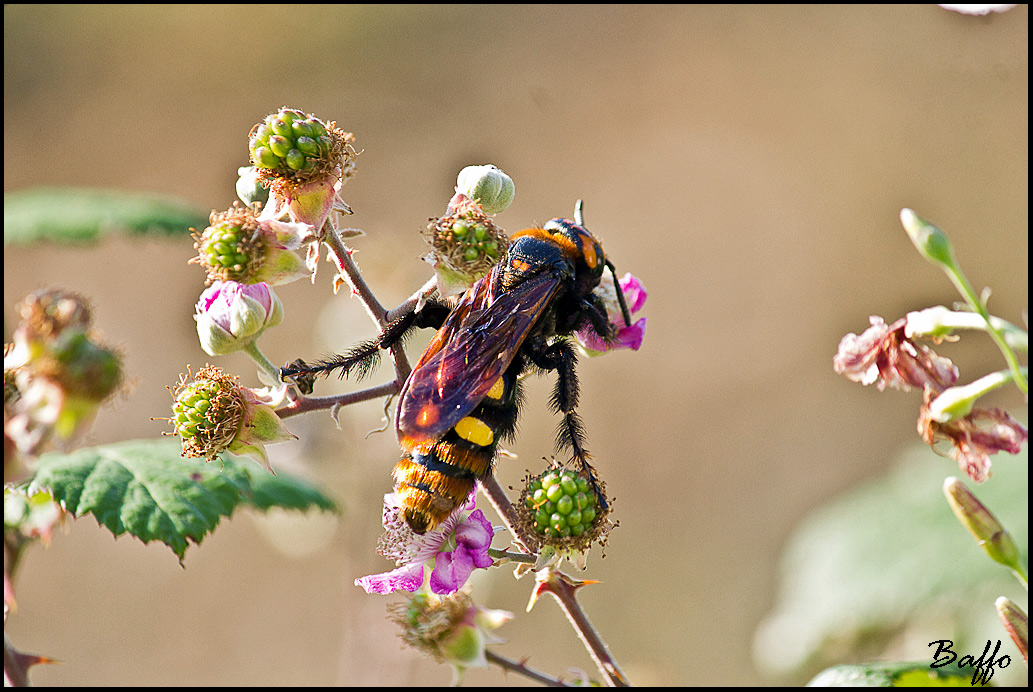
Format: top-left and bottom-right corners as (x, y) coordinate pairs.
(454, 416), (494, 447)
(486, 376), (505, 400)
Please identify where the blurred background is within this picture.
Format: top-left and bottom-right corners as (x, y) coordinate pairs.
(3, 5), (1027, 686)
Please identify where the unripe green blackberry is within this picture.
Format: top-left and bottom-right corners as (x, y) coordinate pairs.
(169, 366), (247, 461)
(192, 205), (263, 284)
(518, 465), (609, 553)
(424, 199), (509, 296)
(250, 109), (330, 173)
(191, 204), (311, 287)
(248, 107), (355, 190)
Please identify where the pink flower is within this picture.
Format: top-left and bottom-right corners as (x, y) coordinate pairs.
(194, 281), (283, 356)
(355, 493), (495, 596)
(575, 273), (647, 355)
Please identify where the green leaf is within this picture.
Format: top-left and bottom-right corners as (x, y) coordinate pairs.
(3, 187), (207, 245)
(242, 465), (338, 513)
(756, 437), (1028, 679)
(27, 439), (338, 561)
(808, 662), (975, 687)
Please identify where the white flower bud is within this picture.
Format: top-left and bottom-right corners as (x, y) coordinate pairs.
(456, 165), (514, 214)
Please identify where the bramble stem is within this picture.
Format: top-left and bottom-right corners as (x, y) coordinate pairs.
(276, 380), (399, 418)
(539, 569), (630, 687)
(277, 220), (419, 416)
(484, 650), (580, 686)
(385, 276), (439, 324)
(322, 221), (412, 385)
(322, 220), (387, 327)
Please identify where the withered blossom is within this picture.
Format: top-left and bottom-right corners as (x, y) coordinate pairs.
(918, 389), (1027, 483)
(833, 316), (958, 392)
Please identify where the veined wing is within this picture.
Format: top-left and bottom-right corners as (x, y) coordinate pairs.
(397, 270), (561, 445)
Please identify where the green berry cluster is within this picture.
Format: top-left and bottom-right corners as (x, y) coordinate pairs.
(426, 206), (508, 286)
(524, 469), (600, 539)
(172, 380), (220, 442)
(249, 108), (335, 175)
(170, 367), (245, 460)
(448, 214), (504, 264)
(193, 206), (261, 284)
(200, 223), (249, 276)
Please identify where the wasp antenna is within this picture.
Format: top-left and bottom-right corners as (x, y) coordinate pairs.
(574, 199), (585, 226)
(606, 260), (632, 327)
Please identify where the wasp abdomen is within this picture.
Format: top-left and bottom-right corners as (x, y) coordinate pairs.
(393, 374), (519, 533)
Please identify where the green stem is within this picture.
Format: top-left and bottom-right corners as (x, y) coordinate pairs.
(488, 548), (536, 564)
(908, 308), (1028, 353)
(1011, 564), (1028, 590)
(928, 367), (1029, 423)
(243, 341), (280, 384)
(943, 265), (1028, 395)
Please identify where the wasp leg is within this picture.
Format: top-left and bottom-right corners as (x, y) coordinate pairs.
(280, 301), (452, 385)
(530, 339), (609, 510)
(558, 293), (614, 345)
(583, 293), (616, 342)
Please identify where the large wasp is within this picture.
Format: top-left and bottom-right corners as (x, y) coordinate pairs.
(284, 210), (631, 533)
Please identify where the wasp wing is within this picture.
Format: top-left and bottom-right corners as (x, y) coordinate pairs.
(397, 270), (561, 444)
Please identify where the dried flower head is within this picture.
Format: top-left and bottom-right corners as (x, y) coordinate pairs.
(387, 590), (511, 684)
(919, 390), (1027, 483)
